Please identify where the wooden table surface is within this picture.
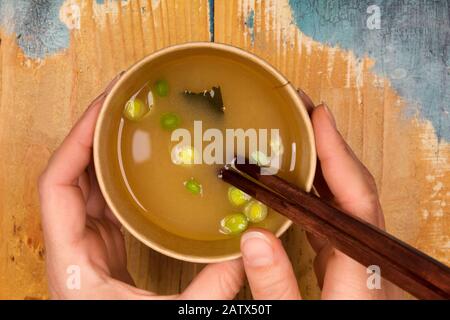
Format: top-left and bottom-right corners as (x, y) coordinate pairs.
(0, 0), (448, 299)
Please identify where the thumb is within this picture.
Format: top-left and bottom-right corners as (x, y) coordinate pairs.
(241, 229), (301, 300)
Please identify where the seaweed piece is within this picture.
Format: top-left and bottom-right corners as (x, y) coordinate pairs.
(183, 86), (225, 113)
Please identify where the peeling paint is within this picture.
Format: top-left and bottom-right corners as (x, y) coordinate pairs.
(288, 0), (450, 141)
(245, 9), (255, 44)
(59, 0), (81, 30)
(208, 0), (214, 42)
(0, 0), (69, 59)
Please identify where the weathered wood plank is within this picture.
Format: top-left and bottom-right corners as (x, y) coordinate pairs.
(0, 0), (448, 300)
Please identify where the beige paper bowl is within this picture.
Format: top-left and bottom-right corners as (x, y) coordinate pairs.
(94, 42), (316, 263)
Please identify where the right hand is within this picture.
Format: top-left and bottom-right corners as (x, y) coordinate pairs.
(239, 104), (403, 299)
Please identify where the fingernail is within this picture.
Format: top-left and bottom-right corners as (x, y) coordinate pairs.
(88, 91), (107, 109)
(105, 70), (125, 93)
(88, 71), (125, 110)
(322, 103), (336, 128)
(241, 231), (274, 267)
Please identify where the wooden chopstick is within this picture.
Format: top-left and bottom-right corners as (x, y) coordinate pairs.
(219, 163), (450, 300)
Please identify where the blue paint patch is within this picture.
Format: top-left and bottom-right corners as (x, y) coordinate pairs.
(0, 0), (69, 59)
(288, 0), (450, 140)
(208, 0), (214, 42)
(245, 9), (255, 44)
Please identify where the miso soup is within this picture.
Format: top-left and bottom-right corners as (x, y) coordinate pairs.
(117, 55), (308, 241)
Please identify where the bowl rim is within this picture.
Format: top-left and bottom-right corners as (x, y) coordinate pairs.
(94, 42), (317, 263)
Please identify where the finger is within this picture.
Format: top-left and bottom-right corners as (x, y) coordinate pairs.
(317, 244), (402, 299)
(104, 206), (122, 228)
(86, 163), (106, 218)
(295, 90), (334, 199)
(181, 259), (244, 300)
(312, 243), (334, 289)
(311, 104), (382, 226)
(311, 105), (389, 299)
(78, 170), (91, 202)
(306, 230), (328, 254)
(313, 164), (334, 201)
(321, 248), (384, 299)
(86, 218), (131, 284)
(306, 184), (331, 256)
(241, 229), (301, 300)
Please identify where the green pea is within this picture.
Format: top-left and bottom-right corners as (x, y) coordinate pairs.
(244, 200), (268, 223)
(160, 112), (180, 131)
(184, 178), (202, 195)
(173, 145), (198, 165)
(123, 98), (147, 121)
(250, 150), (270, 166)
(155, 79), (169, 97)
(228, 186), (251, 206)
(220, 213), (248, 235)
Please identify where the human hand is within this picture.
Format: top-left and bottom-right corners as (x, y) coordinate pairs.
(239, 104), (402, 299)
(38, 74), (244, 299)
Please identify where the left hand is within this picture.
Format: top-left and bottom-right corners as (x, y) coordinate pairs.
(38, 74), (244, 299)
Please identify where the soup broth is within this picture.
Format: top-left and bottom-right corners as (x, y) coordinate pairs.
(118, 55), (307, 241)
